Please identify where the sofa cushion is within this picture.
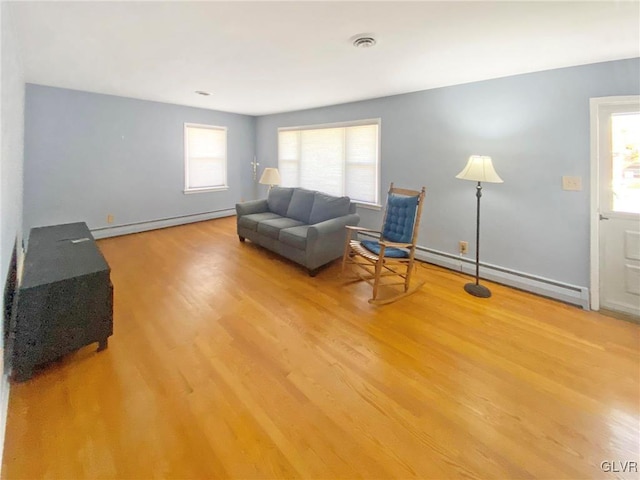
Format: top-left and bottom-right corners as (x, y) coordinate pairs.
(279, 225), (311, 250)
(238, 212), (282, 232)
(285, 188), (316, 223)
(309, 192), (351, 225)
(267, 187), (295, 216)
(257, 217), (305, 240)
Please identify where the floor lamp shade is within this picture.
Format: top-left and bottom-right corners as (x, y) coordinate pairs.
(456, 155), (503, 183)
(456, 155), (503, 298)
(259, 168), (281, 188)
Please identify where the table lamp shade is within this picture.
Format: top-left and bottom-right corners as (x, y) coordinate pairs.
(456, 155), (503, 183)
(259, 168), (281, 186)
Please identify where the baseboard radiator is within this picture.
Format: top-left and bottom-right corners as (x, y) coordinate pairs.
(91, 208), (236, 240)
(92, 214), (590, 309)
(414, 246), (590, 309)
(357, 231), (589, 309)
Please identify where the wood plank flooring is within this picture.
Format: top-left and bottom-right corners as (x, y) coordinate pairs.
(3, 216), (639, 479)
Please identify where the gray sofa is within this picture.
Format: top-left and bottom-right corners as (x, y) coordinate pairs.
(236, 187), (360, 275)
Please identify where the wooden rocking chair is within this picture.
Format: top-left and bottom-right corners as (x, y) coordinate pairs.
(341, 183), (426, 305)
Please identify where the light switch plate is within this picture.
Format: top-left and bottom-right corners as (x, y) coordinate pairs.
(562, 176), (582, 191)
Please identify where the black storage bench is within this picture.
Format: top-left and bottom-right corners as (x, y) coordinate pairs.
(10, 222), (113, 382)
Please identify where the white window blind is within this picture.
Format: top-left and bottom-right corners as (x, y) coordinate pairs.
(184, 123), (227, 192)
(278, 120), (380, 204)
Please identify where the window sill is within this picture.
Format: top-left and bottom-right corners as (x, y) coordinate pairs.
(184, 186), (229, 194)
(356, 202), (382, 211)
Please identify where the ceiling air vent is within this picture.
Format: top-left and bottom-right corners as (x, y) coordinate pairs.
(352, 36), (376, 48)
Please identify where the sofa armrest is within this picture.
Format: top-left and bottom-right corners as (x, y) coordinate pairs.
(236, 199), (269, 216)
(308, 213), (360, 241)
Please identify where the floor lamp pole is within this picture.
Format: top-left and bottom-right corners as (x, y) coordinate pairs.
(464, 181), (492, 298)
(456, 155), (502, 298)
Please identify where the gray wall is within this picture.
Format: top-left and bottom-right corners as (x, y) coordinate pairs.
(24, 85), (256, 234)
(1, 0), (25, 458)
(1, 7), (25, 349)
(256, 58), (640, 288)
(1, 5), (25, 292)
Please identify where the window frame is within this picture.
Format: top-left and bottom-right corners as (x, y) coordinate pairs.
(183, 122), (229, 194)
(278, 118), (381, 206)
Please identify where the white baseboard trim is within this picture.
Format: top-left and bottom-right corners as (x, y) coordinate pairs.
(359, 231), (589, 309)
(0, 373), (10, 473)
(91, 208), (236, 239)
(600, 300), (640, 317)
(414, 246), (590, 309)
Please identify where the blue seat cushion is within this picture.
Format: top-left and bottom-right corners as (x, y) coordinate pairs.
(361, 240), (408, 258)
(382, 193), (419, 243)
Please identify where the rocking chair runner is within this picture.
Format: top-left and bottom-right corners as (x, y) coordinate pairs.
(341, 184), (426, 305)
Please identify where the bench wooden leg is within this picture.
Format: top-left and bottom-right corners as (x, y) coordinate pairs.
(98, 338), (108, 352)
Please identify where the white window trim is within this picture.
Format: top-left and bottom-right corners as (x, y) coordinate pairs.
(278, 118), (381, 204)
(184, 122), (228, 194)
(183, 186), (229, 194)
(357, 202), (382, 210)
(278, 118), (382, 132)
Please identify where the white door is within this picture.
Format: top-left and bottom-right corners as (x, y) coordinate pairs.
(592, 97), (640, 316)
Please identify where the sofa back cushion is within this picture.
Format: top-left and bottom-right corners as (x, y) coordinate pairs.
(286, 188), (316, 223)
(309, 192), (352, 224)
(267, 187), (294, 216)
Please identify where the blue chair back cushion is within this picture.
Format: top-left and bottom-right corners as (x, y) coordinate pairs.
(382, 193), (419, 243)
(361, 240), (409, 258)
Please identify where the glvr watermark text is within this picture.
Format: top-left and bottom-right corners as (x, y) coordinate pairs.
(601, 461), (638, 473)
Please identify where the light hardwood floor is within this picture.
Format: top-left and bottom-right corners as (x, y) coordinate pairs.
(3, 217), (639, 479)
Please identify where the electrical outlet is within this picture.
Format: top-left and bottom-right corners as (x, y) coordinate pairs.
(107, 214), (114, 224)
(562, 176), (582, 191)
(459, 241), (468, 255)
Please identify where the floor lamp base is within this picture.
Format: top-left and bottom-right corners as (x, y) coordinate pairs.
(464, 283), (492, 298)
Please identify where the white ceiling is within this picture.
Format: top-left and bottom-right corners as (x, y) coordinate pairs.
(8, 1), (640, 116)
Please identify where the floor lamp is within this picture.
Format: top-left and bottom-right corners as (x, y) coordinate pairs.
(456, 155), (503, 298)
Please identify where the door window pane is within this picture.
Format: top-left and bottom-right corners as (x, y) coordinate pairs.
(611, 113), (640, 213)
